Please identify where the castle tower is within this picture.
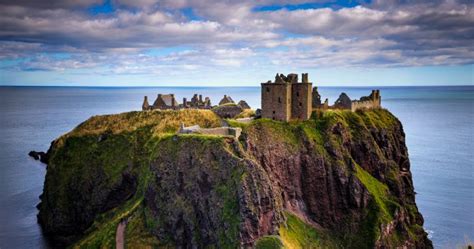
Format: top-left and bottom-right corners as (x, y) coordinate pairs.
(261, 73), (312, 121)
(291, 73), (312, 120)
(261, 76), (292, 121)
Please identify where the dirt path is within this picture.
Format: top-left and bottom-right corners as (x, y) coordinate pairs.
(115, 219), (127, 249)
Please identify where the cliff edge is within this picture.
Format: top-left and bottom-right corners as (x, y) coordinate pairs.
(37, 108), (432, 248)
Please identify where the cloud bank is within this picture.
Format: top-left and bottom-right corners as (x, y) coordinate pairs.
(0, 0), (472, 74)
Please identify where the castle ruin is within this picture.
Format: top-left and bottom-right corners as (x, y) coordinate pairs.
(350, 90), (381, 111)
(261, 73), (313, 121)
(261, 73), (382, 121)
(142, 93), (214, 111)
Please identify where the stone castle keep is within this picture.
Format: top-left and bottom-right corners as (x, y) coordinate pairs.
(261, 73), (381, 121)
(261, 73), (313, 121)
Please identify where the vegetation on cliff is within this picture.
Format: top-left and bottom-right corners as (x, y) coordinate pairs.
(38, 108), (432, 248)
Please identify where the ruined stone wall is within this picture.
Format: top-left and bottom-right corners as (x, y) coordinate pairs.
(291, 83), (313, 120)
(350, 91), (381, 111)
(261, 83), (291, 121)
(351, 99), (381, 112)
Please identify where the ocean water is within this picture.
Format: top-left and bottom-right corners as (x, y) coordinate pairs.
(0, 86), (472, 248)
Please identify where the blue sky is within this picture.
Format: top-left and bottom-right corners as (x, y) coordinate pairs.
(0, 0), (473, 86)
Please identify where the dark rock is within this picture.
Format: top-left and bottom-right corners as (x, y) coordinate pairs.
(29, 151), (49, 164)
(29, 151), (40, 160)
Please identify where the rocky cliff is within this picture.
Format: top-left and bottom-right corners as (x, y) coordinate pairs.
(37, 108), (432, 248)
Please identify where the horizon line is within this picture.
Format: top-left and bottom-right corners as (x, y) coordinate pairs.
(1, 84), (473, 88)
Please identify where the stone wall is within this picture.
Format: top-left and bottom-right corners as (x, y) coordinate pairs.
(261, 83), (292, 121)
(350, 90), (381, 111)
(178, 124), (242, 139)
(291, 83), (313, 120)
(196, 127), (242, 139)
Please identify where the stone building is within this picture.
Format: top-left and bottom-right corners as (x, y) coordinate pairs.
(182, 94), (212, 109)
(261, 73), (312, 121)
(219, 95), (234, 105)
(334, 93), (352, 109)
(152, 94), (178, 109)
(142, 93), (212, 110)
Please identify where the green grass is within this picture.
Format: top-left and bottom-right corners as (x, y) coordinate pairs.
(255, 236), (285, 249)
(73, 199), (143, 248)
(235, 109), (256, 119)
(346, 163), (404, 248)
(125, 206), (163, 249)
(279, 212), (321, 249)
(354, 164), (392, 221)
(61, 109), (222, 140)
(278, 212), (341, 249)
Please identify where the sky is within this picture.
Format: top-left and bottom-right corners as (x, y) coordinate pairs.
(0, 0), (473, 86)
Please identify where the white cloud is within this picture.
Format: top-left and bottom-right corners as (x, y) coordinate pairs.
(0, 0), (472, 73)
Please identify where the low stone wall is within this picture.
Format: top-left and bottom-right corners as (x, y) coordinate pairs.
(179, 125), (201, 134)
(196, 127), (242, 139)
(178, 124), (242, 139)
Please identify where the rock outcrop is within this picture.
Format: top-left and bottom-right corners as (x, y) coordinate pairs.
(37, 109), (432, 248)
(28, 150), (49, 164)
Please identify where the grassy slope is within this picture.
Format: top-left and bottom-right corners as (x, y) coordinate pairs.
(43, 110), (222, 248)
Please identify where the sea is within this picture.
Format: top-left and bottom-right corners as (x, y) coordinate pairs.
(0, 86), (472, 248)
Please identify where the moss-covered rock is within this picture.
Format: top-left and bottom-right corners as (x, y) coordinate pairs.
(38, 109), (432, 248)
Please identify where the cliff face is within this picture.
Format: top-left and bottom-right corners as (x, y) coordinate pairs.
(37, 109), (432, 248)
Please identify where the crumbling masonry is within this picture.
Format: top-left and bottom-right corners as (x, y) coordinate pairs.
(261, 73), (382, 121)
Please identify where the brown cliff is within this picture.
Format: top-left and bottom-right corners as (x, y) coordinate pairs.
(37, 109), (432, 248)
